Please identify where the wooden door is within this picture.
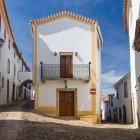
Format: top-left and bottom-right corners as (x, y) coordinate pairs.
(7, 80), (9, 102)
(12, 84), (15, 101)
(123, 106), (127, 123)
(60, 56), (73, 78)
(59, 91), (74, 116)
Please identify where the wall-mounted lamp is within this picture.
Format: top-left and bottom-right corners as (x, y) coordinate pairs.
(54, 52), (57, 56)
(75, 52), (78, 57)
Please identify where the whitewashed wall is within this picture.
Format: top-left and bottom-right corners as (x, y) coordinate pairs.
(127, 0), (140, 127)
(36, 18), (101, 112)
(114, 73), (133, 123)
(39, 81), (92, 111)
(0, 8), (31, 104)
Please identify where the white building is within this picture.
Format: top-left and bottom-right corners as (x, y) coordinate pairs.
(123, 0), (140, 127)
(107, 73), (133, 124)
(30, 11), (103, 123)
(0, 0), (32, 104)
(101, 95), (109, 121)
(107, 94), (115, 122)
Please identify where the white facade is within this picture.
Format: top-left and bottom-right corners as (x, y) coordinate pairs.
(37, 18), (92, 111)
(30, 12), (103, 122)
(107, 73), (133, 124)
(124, 0), (140, 127)
(0, 1), (32, 104)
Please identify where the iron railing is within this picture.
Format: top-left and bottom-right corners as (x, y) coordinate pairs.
(40, 62), (91, 80)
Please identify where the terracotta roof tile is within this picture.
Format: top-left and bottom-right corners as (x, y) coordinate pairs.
(30, 11), (97, 26)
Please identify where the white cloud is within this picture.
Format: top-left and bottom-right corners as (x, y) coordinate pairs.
(102, 70), (124, 95)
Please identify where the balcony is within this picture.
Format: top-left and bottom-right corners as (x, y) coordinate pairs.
(40, 62), (91, 82)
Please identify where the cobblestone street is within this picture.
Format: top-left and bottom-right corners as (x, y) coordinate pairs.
(0, 101), (139, 140)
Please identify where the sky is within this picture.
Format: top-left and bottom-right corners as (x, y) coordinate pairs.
(5, 0), (130, 94)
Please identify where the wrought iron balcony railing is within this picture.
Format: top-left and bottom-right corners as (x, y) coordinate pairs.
(40, 62), (91, 80)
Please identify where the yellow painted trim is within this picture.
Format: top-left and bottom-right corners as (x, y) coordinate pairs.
(77, 111), (93, 118)
(37, 107), (56, 115)
(91, 25), (97, 116)
(33, 25), (38, 110)
(0, 1), (14, 43)
(33, 26), (37, 83)
(59, 52), (74, 55)
(80, 114), (98, 124)
(31, 14), (96, 27)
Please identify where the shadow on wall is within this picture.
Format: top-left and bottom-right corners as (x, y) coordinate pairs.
(39, 18), (91, 36)
(38, 18), (90, 63)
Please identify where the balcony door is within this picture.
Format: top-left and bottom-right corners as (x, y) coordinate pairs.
(60, 55), (73, 78)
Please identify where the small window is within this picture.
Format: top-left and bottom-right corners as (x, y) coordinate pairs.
(14, 64), (16, 76)
(0, 72), (1, 84)
(7, 59), (10, 74)
(22, 63), (23, 72)
(116, 88), (119, 100)
(97, 37), (100, 50)
(124, 82), (128, 97)
(0, 15), (1, 31)
(119, 107), (122, 122)
(2, 77), (4, 88)
(8, 40), (10, 50)
(4, 30), (6, 40)
(17, 71), (19, 79)
(111, 96), (113, 106)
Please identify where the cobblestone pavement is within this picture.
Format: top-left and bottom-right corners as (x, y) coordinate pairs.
(0, 101), (140, 140)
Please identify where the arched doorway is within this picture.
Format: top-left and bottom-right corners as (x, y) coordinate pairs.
(123, 105), (127, 123)
(19, 79), (35, 101)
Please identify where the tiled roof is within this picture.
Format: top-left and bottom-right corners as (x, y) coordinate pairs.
(101, 96), (109, 102)
(30, 11), (98, 26)
(123, 0), (128, 34)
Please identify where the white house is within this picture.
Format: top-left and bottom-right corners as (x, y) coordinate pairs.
(101, 95), (109, 121)
(123, 0), (140, 127)
(0, 0), (32, 104)
(114, 73), (133, 123)
(107, 94), (115, 122)
(30, 11), (103, 123)
(107, 73), (133, 124)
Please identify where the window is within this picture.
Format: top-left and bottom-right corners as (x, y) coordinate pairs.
(14, 64), (16, 76)
(7, 59), (10, 74)
(4, 30), (6, 40)
(0, 15), (1, 31)
(2, 77), (4, 88)
(111, 96), (113, 106)
(97, 37), (100, 50)
(119, 107), (122, 122)
(14, 52), (15, 58)
(124, 82), (128, 97)
(116, 88), (119, 100)
(22, 63), (23, 72)
(8, 40), (10, 50)
(0, 72), (1, 84)
(17, 71), (19, 80)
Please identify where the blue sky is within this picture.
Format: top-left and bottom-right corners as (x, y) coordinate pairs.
(5, 0), (130, 94)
